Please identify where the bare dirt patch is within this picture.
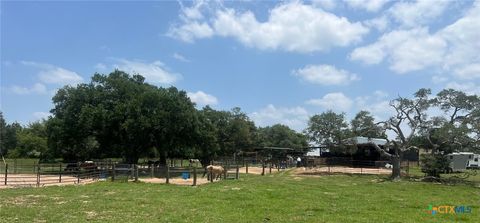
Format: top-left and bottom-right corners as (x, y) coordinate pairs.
(139, 177), (213, 186)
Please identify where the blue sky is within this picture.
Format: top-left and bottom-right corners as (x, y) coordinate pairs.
(1, 0), (479, 132)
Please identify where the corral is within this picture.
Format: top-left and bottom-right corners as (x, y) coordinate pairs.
(0, 168), (478, 222)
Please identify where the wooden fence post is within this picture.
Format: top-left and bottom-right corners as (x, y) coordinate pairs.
(193, 166), (197, 186)
(246, 162), (249, 174)
(166, 165), (170, 184)
(262, 161), (265, 176)
(235, 165), (239, 180)
(59, 163), (62, 183)
(134, 164), (139, 182)
(210, 167), (213, 183)
(37, 165), (41, 187)
(112, 163), (116, 182)
(151, 165), (154, 178)
(4, 164), (8, 185)
(77, 166), (80, 184)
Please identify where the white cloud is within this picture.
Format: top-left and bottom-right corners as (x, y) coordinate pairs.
(169, 1), (369, 53)
(312, 0), (336, 10)
(306, 92), (353, 112)
(388, 0), (451, 27)
(173, 53), (190, 62)
(446, 81), (480, 95)
(293, 64), (360, 85)
(94, 63), (108, 71)
(187, 91), (218, 106)
(10, 83), (47, 95)
(432, 75), (449, 84)
(33, 112), (51, 120)
(356, 98), (393, 121)
(168, 21), (214, 43)
(38, 67), (83, 85)
(440, 1), (480, 72)
(21, 61), (83, 85)
(345, 0), (389, 12)
(364, 15), (389, 31)
(373, 90), (388, 99)
(114, 59), (181, 84)
(350, 28), (446, 73)
(351, 2), (480, 78)
(453, 63), (480, 80)
(250, 104), (309, 132)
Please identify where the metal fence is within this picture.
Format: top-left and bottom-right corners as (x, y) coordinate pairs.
(0, 163), (102, 188)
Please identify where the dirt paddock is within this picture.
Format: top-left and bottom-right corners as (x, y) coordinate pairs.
(230, 166), (288, 175)
(139, 177), (214, 186)
(0, 174), (96, 189)
(294, 166), (392, 175)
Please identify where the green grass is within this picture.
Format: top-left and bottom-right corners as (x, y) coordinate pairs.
(0, 171), (478, 223)
(407, 166), (480, 183)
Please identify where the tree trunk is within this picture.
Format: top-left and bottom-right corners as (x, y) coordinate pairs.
(125, 154), (139, 164)
(391, 155), (401, 180)
(159, 150), (167, 166)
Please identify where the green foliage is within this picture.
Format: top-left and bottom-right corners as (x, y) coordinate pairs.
(257, 124), (307, 149)
(350, 111), (385, 138)
(0, 112), (6, 155)
(306, 110), (351, 153)
(420, 154), (450, 177)
(2, 121), (22, 156)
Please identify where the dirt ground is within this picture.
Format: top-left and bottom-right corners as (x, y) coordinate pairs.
(231, 166), (287, 175)
(0, 174), (96, 189)
(293, 166), (392, 175)
(139, 177), (214, 186)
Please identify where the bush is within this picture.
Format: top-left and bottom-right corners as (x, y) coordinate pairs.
(420, 154), (450, 177)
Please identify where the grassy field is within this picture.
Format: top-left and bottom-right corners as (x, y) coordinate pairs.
(0, 170), (478, 223)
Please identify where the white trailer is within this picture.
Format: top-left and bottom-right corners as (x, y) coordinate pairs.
(467, 154), (480, 169)
(447, 152), (473, 172)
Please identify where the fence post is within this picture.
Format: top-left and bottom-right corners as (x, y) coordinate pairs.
(134, 164), (139, 182)
(37, 164), (41, 187)
(209, 166), (213, 183)
(151, 165), (154, 178)
(166, 164), (170, 184)
(4, 164), (8, 185)
(269, 162), (272, 174)
(236, 165), (239, 180)
(277, 162), (280, 172)
(246, 162), (249, 174)
(77, 166), (80, 184)
(193, 166), (197, 186)
(262, 161), (265, 176)
(360, 167), (363, 174)
(59, 163), (62, 183)
(112, 163), (116, 182)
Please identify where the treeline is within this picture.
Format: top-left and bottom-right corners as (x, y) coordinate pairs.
(304, 88), (480, 178)
(1, 70), (479, 179)
(0, 71), (307, 164)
